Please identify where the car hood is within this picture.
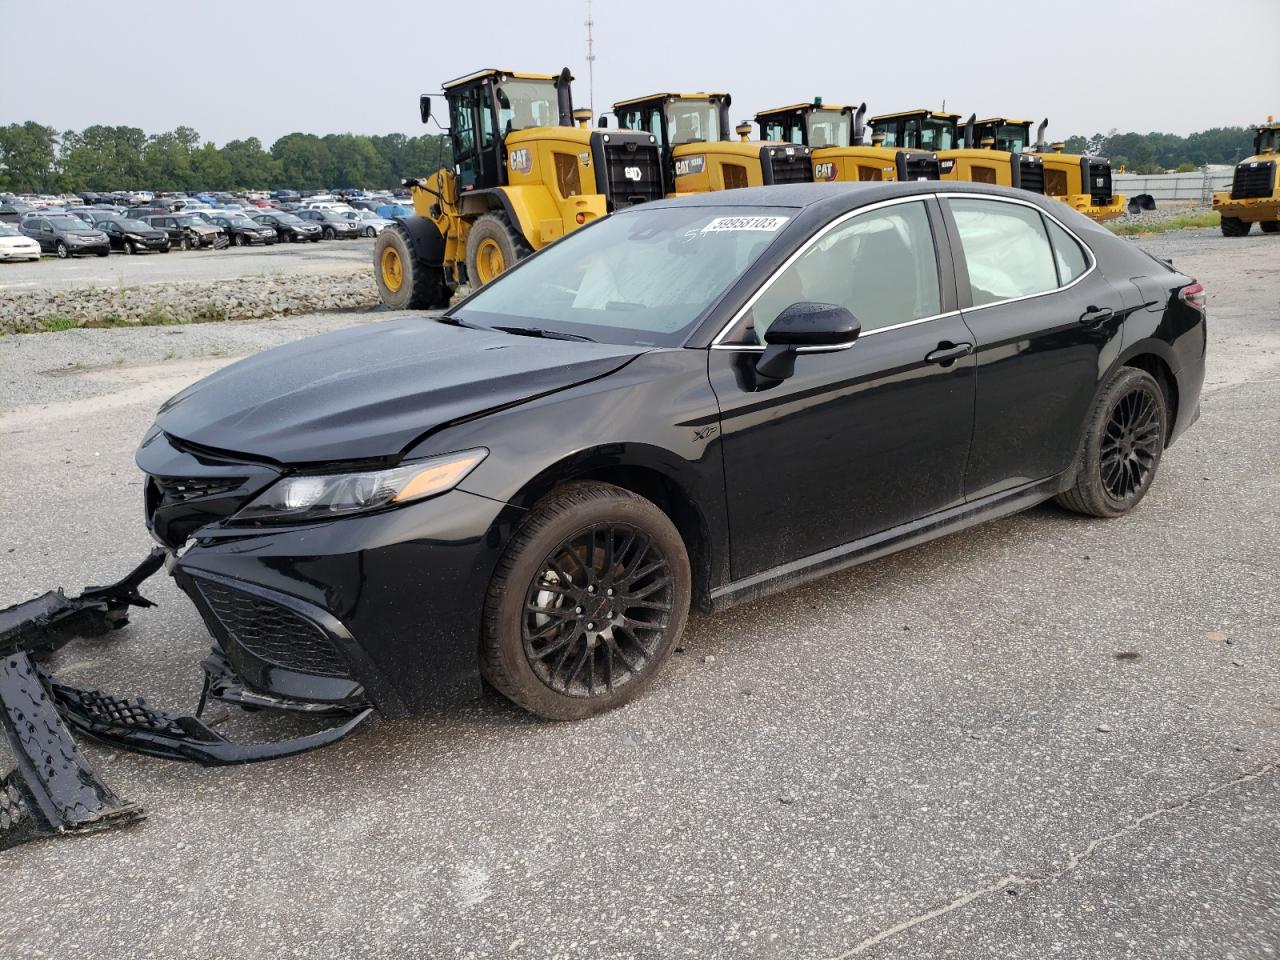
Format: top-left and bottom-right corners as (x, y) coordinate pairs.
(153, 317), (646, 464)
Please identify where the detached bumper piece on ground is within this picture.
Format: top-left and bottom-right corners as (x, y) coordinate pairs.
(0, 550), (372, 851)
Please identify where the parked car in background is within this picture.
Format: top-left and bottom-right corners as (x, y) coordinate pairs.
(297, 207), (360, 239)
(0, 200), (38, 223)
(0, 223), (42, 261)
(98, 217), (172, 254)
(341, 209), (392, 237)
(250, 210), (322, 243)
(19, 214), (110, 258)
(206, 212), (277, 246)
(144, 213), (228, 250)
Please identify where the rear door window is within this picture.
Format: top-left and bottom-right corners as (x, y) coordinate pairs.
(949, 198), (1058, 306)
(1045, 217), (1089, 285)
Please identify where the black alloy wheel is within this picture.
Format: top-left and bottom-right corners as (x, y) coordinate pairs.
(522, 524), (674, 698)
(483, 482), (692, 720)
(1056, 366), (1167, 517)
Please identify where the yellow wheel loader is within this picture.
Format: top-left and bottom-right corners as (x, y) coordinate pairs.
(611, 93), (812, 196)
(1212, 117), (1280, 236)
(970, 118), (1131, 222)
(868, 109), (1048, 196)
(373, 68), (663, 307)
(754, 100), (940, 182)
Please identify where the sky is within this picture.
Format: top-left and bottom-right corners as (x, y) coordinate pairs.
(1, 0), (1277, 146)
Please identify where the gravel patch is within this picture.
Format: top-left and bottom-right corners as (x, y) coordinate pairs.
(0, 270), (381, 334)
(1107, 201), (1214, 229)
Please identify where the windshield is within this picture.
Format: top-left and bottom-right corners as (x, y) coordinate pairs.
(665, 100), (720, 145)
(174, 216), (205, 227)
(120, 219), (152, 231)
(805, 109), (851, 148)
(453, 205), (795, 347)
(494, 79), (559, 132)
(50, 217), (94, 233)
(272, 213), (302, 224)
(984, 124), (1029, 153)
(920, 118), (955, 151)
(0, 224), (18, 237)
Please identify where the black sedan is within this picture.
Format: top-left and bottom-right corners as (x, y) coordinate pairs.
(19, 214), (110, 257)
(251, 210), (323, 243)
(296, 207), (360, 239)
(144, 213), (228, 250)
(206, 213), (276, 247)
(135, 182), (1205, 725)
(98, 218), (172, 254)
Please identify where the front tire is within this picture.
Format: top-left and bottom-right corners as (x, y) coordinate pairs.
(482, 482), (692, 721)
(55, 241), (69, 259)
(180, 236), (192, 251)
(1220, 216), (1250, 237)
(233, 233), (245, 247)
(465, 211), (532, 288)
(1261, 221), (1279, 234)
(372, 222), (450, 309)
(323, 226), (335, 240)
(1055, 367), (1167, 518)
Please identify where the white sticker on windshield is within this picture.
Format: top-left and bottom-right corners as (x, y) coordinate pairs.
(701, 216), (790, 233)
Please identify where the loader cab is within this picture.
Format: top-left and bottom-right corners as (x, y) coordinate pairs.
(868, 109), (961, 152)
(756, 102), (856, 148)
(969, 118), (1032, 154)
(440, 68), (572, 192)
(614, 92), (731, 194)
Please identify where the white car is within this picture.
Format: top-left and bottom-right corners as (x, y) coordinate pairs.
(341, 209), (392, 237)
(0, 223), (42, 261)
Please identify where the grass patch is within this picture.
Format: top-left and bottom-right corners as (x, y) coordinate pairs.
(1108, 211), (1220, 236)
(38, 314), (81, 332)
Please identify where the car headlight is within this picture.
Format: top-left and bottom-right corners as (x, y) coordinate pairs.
(233, 449), (487, 523)
(127, 233), (144, 241)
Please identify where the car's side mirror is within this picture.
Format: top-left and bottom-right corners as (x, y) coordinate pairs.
(756, 302), (861, 382)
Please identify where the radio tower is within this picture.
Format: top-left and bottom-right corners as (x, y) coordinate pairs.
(585, 0), (596, 119)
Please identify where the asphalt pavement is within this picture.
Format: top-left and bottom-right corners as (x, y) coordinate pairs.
(1, 229), (1277, 959)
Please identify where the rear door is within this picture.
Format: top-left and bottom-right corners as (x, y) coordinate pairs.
(708, 197), (977, 580)
(942, 195), (1127, 498)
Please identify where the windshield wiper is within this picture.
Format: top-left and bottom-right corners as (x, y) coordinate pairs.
(492, 325), (596, 343)
(434, 314), (481, 328)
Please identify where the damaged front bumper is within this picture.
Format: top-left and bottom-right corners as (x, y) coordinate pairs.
(0, 550), (372, 851)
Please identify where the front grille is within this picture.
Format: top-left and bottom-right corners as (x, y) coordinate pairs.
(1231, 160), (1275, 199)
(1017, 156), (1045, 194)
(153, 476), (246, 504)
(904, 156), (940, 181)
(1087, 160), (1113, 204)
(602, 142), (664, 209)
(764, 150), (814, 185)
(196, 579), (351, 678)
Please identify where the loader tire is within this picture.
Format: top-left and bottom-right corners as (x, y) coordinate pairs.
(373, 222), (451, 310)
(1220, 216), (1250, 237)
(465, 212), (532, 288)
(1260, 221), (1279, 234)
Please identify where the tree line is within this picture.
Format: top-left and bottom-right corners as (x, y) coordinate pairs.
(1060, 127), (1258, 174)
(0, 122), (453, 194)
(0, 120), (1263, 193)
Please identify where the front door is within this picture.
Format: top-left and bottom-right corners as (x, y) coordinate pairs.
(708, 197), (977, 581)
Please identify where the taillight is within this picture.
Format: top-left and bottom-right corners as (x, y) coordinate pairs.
(1179, 281), (1206, 312)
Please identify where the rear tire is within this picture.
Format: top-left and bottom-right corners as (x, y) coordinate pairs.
(481, 482), (692, 721)
(1260, 221), (1279, 234)
(1055, 367), (1167, 518)
(1220, 216), (1250, 237)
(465, 211), (532, 288)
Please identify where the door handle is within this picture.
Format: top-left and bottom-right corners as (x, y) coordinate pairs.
(924, 341), (974, 366)
(1079, 305), (1114, 328)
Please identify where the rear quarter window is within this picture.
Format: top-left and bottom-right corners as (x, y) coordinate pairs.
(1045, 218), (1089, 285)
(950, 198), (1058, 306)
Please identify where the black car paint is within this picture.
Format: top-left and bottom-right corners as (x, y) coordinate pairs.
(250, 211), (322, 243)
(135, 182), (1206, 718)
(98, 219), (171, 253)
(207, 214), (275, 246)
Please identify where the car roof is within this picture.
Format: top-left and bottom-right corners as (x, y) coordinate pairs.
(640, 180), (1078, 218)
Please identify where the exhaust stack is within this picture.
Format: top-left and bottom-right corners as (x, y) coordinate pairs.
(963, 114), (976, 149)
(1035, 118), (1048, 152)
(555, 67), (574, 126)
(853, 103), (867, 146)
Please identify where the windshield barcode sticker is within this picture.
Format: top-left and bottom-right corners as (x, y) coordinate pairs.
(702, 216), (790, 233)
